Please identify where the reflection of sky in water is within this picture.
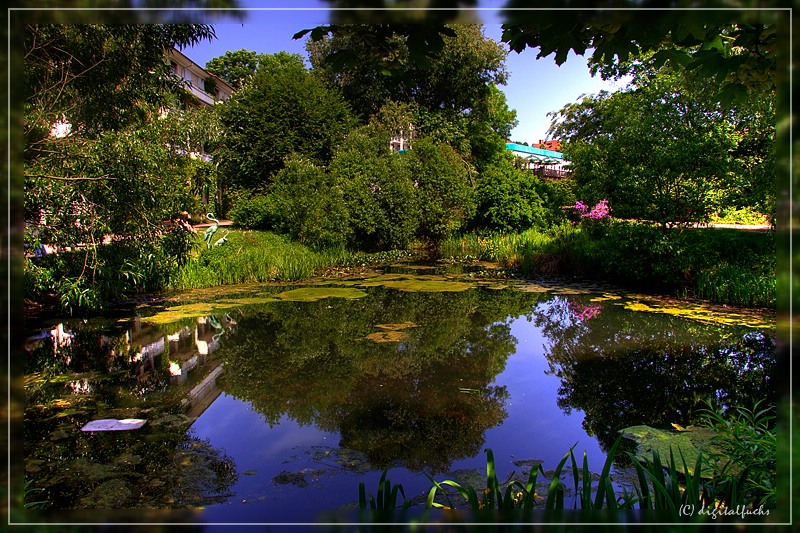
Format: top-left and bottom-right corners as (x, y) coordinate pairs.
(191, 312), (604, 523)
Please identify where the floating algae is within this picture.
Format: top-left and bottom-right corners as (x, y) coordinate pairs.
(622, 297), (774, 329)
(358, 274), (474, 292)
(274, 287), (368, 301)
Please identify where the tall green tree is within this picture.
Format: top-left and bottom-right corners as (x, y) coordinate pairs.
(307, 24), (508, 122)
(217, 52), (356, 192)
(307, 24), (512, 172)
(23, 24), (218, 312)
(549, 65), (746, 227)
(204, 48), (264, 89)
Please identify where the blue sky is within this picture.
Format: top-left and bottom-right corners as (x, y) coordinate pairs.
(184, 1), (628, 144)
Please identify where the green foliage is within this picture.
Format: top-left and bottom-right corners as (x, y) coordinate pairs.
(23, 23), (220, 314)
(24, 24), (215, 141)
(330, 124), (419, 250)
(25, 229), (195, 314)
(426, 447), (546, 512)
(218, 52), (356, 190)
(170, 230), (350, 289)
(267, 156), (351, 249)
(307, 24), (507, 122)
(551, 67), (742, 227)
(405, 138), (476, 244)
(501, 9), (777, 105)
(358, 470), (410, 512)
(698, 400), (777, 508)
(441, 222), (775, 308)
(534, 177), (577, 226)
(204, 48), (263, 89)
(474, 155), (546, 232)
(228, 191), (277, 230)
(422, 415), (774, 516)
(711, 207), (770, 226)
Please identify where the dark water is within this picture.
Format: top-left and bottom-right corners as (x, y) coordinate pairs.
(20, 274), (776, 524)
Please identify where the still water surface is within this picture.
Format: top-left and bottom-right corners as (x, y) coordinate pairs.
(23, 271), (775, 523)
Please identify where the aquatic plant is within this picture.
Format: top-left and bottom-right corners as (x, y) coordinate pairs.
(425, 448), (545, 511)
(358, 469), (410, 511)
(420, 415), (775, 516)
(698, 399), (777, 508)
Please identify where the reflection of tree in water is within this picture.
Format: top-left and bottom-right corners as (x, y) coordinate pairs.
(217, 287), (542, 473)
(533, 296), (776, 451)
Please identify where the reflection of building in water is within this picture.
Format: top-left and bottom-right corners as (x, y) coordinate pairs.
(25, 314), (230, 421)
(24, 322), (74, 352)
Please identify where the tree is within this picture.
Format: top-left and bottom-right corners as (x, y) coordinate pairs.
(500, 3), (780, 106)
(204, 48), (264, 89)
(549, 65), (745, 227)
(404, 138), (476, 243)
(474, 153), (546, 232)
(329, 122), (419, 250)
(217, 52), (356, 192)
(268, 155), (351, 249)
(23, 23), (218, 312)
(307, 24), (508, 121)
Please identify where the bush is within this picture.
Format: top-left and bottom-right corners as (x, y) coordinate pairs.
(534, 176), (577, 226)
(405, 138), (476, 244)
(269, 155), (351, 249)
(228, 191), (278, 230)
(474, 155), (546, 232)
(330, 125), (419, 251)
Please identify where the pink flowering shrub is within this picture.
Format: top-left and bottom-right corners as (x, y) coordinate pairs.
(573, 199), (610, 220)
(572, 199), (611, 237)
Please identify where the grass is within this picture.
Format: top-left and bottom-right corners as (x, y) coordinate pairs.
(170, 223), (775, 309)
(439, 221), (775, 308)
(169, 230), (351, 290)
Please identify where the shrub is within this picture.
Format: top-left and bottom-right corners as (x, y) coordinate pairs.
(475, 156), (546, 232)
(404, 138), (476, 244)
(330, 125), (419, 251)
(268, 155), (351, 249)
(228, 191), (278, 230)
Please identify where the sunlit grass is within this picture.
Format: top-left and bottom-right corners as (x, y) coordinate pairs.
(441, 223), (775, 308)
(170, 230), (350, 290)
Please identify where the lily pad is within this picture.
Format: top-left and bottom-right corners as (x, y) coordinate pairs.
(620, 424), (719, 477)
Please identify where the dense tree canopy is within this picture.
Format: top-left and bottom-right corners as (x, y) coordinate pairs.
(204, 48), (264, 89)
(548, 61), (775, 226)
(23, 23), (219, 311)
(307, 24), (508, 121)
(217, 52), (357, 191)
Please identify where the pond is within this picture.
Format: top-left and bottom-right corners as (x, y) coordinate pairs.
(21, 267), (776, 525)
